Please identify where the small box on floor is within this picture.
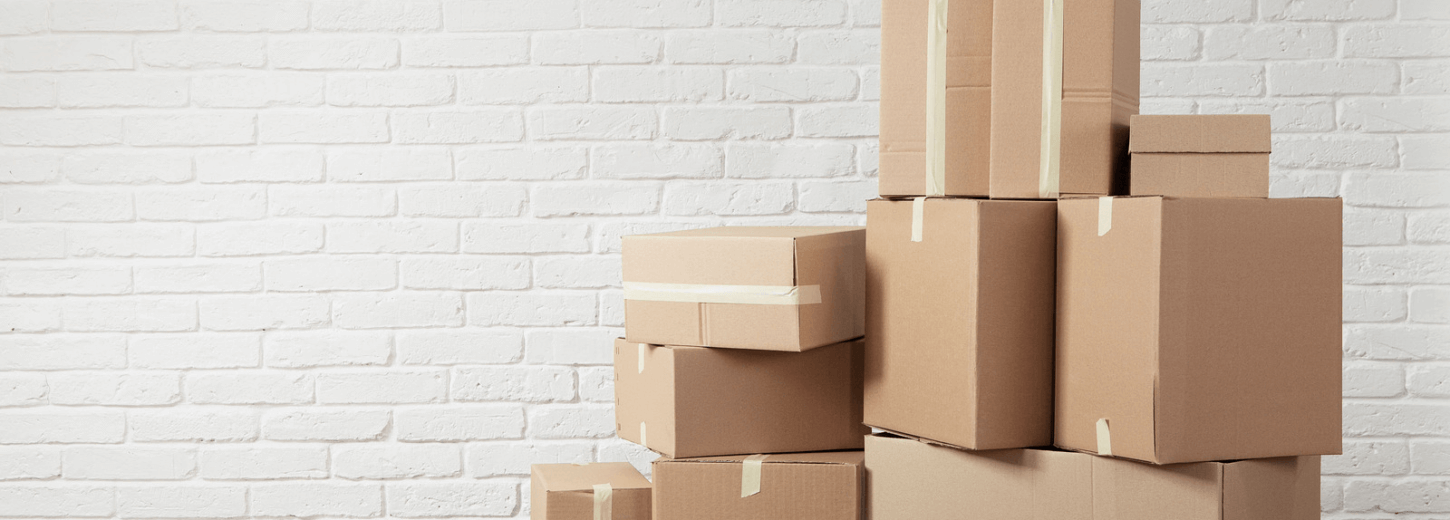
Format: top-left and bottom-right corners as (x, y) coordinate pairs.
(1057, 196), (1342, 464)
(1129, 115), (1271, 198)
(614, 338), (866, 459)
(653, 451), (863, 520)
(866, 434), (1319, 520)
(531, 462), (651, 520)
(622, 226), (865, 352)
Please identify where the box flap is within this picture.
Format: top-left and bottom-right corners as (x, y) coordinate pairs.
(664, 450), (864, 466)
(534, 462), (652, 492)
(1129, 115), (1271, 153)
(1220, 457), (1320, 520)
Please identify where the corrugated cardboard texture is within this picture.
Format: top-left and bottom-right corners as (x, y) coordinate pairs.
(654, 451), (863, 520)
(622, 226), (865, 352)
(1057, 196), (1343, 464)
(532, 462), (652, 520)
(614, 338), (866, 459)
(990, 0), (1139, 198)
(879, 0), (993, 197)
(1128, 115), (1271, 153)
(863, 198), (1055, 450)
(865, 435), (1319, 520)
(1129, 153), (1269, 198)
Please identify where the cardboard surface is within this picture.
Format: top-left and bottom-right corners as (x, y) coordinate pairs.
(863, 198), (1056, 450)
(990, 0), (1139, 198)
(879, 0), (994, 197)
(532, 462), (651, 520)
(654, 451), (863, 520)
(865, 434), (1320, 520)
(1128, 115), (1270, 197)
(622, 226), (865, 351)
(1128, 115), (1271, 153)
(1056, 196), (1343, 464)
(614, 338), (867, 459)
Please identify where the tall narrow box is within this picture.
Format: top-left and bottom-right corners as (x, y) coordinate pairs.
(653, 451), (864, 520)
(1129, 115), (1271, 198)
(864, 198), (1056, 450)
(622, 226), (865, 352)
(531, 462), (652, 520)
(1057, 196), (1342, 464)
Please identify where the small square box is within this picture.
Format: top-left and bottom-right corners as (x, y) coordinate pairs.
(1129, 115), (1271, 198)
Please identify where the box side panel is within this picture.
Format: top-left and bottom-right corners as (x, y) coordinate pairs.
(1092, 457), (1221, 520)
(613, 488), (652, 520)
(796, 229), (867, 349)
(1221, 457), (1320, 520)
(655, 460), (860, 520)
(988, 0), (1045, 198)
(614, 340), (677, 457)
(1128, 115), (1272, 153)
(944, 0), (993, 196)
(866, 436), (1092, 520)
(532, 473), (548, 520)
(1129, 153), (1270, 198)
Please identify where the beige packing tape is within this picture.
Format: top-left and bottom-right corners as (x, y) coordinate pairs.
(924, 0), (949, 196)
(637, 343), (646, 374)
(623, 282), (823, 306)
(593, 483), (613, 520)
(911, 197), (927, 242)
(1096, 418), (1113, 456)
(1098, 197), (1113, 236)
(1038, 0), (1064, 199)
(639, 422), (647, 448)
(740, 454), (768, 498)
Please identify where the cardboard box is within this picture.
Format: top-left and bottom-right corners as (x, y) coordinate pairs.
(879, 0), (993, 197)
(866, 434), (1320, 520)
(1129, 115), (1271, 198)
(990, 0), (1139, 198)
(654, 451), (863, 520)
(622, 226), (865, 352)
(863, 198), (1056, 450)
(531, 462), (651, 520)
(1057, 196), (1342, 464)
(614, 338), (866, 459)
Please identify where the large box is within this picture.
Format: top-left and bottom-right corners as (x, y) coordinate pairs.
(622, 226), (865, 352)
(531, 462), (651, 520)
(864, 198), (1056, 450)
(654, 451), (863, 520)
(1129, 115), (1271, 198)
(990, 0), (1139, 198)
(878, 0), (993, 197)
(614, 338), (866, 459)
(1057, 196), (1342, 464)
(866, 434), (1320, 520)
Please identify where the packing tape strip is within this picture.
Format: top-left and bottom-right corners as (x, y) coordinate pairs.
(1038, 0), (1064, 199)
(639, 422), (647, 448)
(740, 454), (768, 498)
(593, 484), (613, 520)
(924, 0), (949, 197)
(623, 282), (823, 306)
(1098, 197), (1112, 236)
(911, 197), (926, 242)
(1096, 418), (1113, 456)
(637, 343), (646, 374)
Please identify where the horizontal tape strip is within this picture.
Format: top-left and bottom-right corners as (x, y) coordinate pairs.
(623, 282), (822, 306)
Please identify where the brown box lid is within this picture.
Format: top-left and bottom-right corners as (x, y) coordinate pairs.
(1129, 115), (1272, 153)
(532, 462), (651, 520)
(654, 451), (863, 520)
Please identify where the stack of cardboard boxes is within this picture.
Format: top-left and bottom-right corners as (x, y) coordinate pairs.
(533, 0), (1342, 518)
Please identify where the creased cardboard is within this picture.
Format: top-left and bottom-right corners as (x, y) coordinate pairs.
(866, 434), (1320, 520)
(864, 198), (1056, 450)
(879, 0), (993, 197)
(622, 226), (865, 352)
(532, 462), (651, 520)
(1056, 196), (1343, 464)
(615, 338), (866, 459)
(990, 0), (1139, 198)
(654, 451), (863, 520)
(1129, 115), (1271, 198)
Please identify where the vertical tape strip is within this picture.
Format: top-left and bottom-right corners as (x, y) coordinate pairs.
(636, 343), (646, 373)
(1038, 0), (1064, 199)
(638, 422), (647, 448)
(924, 0), (949, 196)
(1097, 197), (1113, 236)
(1096, 418), (1113, 456)
(593, 484), (613, 520)
(740, 455), (768, 498)
(910, 197), (926, 243)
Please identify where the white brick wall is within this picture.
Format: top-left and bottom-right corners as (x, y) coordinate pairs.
(0, 0), (1443, 517)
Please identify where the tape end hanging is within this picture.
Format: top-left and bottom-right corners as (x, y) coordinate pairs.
(593, 483), (613, 520)
(638, 422), (647, 448)
(910, 197), (926, 243)
(740, 455), (768, 498)
(1095, 418), (1113, 457)
(637, 343), (646, 374)
(1097, 197), (1113, 236)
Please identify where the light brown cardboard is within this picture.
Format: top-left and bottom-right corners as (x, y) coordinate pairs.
(654, 451), (863, 520)
(531, 462), (651, 520)
(879, 0), (993, 197)
(863, 198), (1055, 450)
(614, 338), (866, 459)
(1129, 115), (1271, 198)
(866, 434), (1320, 520)
(1056, 196), (1342, 464)
(622, 226), (865, 352)
(990, 0), (1139, 198)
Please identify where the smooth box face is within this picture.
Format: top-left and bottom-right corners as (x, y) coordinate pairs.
(653, 451), (863, 520)
(1056, 196), (1343, 464)
(863, 198), (1056, 450)
(531, 463), (652, 520)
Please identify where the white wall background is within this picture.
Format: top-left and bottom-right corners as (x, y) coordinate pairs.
(0, 0), (1446, 518)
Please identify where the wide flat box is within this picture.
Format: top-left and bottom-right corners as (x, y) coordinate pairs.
(622, 226), (865, 352)
(990, 0), (1139, 198)
(531, 462), (651, 520)
(866, 434), (1320, 520)
(864, 198), (1056, 450)
(654, 451), (863, 520)
(879, 0), (993, 197)
(1057, 196), (1342, 464)
(1129, 115), (1271, 198)
(614, 338), (866, 459)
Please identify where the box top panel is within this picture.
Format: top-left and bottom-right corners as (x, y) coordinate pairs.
(1129, 115), (1271, 153)
(533, 462), (651, 492)
(634, 226), (865, 239)
(664, 451), (864, 466)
